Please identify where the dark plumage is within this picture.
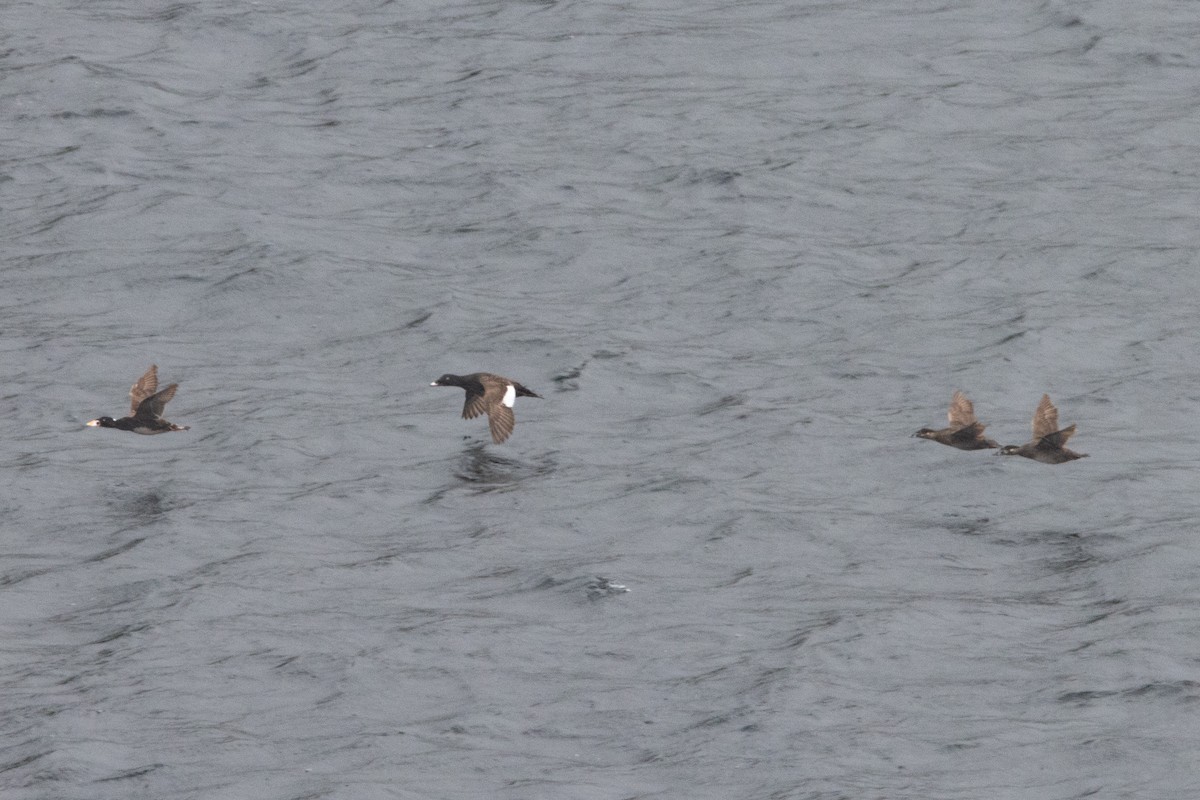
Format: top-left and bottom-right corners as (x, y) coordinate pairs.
(913, 390), (999, 450)
(997, 394), (1087, 463)
(431, 372), (541, 444)
(86, 364), (190, 435)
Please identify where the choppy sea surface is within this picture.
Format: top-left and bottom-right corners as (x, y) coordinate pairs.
(4, 1), (1200, 798)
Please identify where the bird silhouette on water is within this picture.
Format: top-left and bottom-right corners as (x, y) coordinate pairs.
(913, 390), (999, 450)
(997, 394), (1087, 463)
(86, 364), (190, 435)
(431, 372), (541, 444)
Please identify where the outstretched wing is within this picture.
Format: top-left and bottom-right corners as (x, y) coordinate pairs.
(449, 375), (488, 419)
(952, 421), (988, 440)
(461, 389), (488, 420)
(129, 365), (159, 415)
(135, 384), (177, 421)
(1039, 423), (1076, 449)
(487, 405), (516, 444)
(947, 390), (978, 428)
(1031, 394), (1059, 440)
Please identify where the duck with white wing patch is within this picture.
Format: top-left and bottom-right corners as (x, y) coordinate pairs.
(431, 372), (542, 444)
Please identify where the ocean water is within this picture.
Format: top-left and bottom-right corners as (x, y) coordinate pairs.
(4, 1), (1200, 798)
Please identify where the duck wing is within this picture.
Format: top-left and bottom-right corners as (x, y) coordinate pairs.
(134, 384), (177, 421)
(487, 405), (516, 444)
(129, 365), (159, 415)
(1038, 424), (1076, 449)
(461, 386), (489, 420)
(947, 390), (978, 428)
(1031, 394), (1060, 440)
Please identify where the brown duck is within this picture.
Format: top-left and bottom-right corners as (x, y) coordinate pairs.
(913, 390), (999, 450)
(997, 394), (1087, 463)
(431, 372), (542, 444)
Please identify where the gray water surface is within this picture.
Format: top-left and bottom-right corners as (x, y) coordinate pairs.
(4, 1), (1200, 798)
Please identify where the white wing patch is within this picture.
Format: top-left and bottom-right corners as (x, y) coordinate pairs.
(501, 384), (516, 408)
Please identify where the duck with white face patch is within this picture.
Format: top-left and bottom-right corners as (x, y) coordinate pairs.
(86, 364), (191, 435)
(997, 394), (1088, 464)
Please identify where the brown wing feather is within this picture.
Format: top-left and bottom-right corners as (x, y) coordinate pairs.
(1039, 424), (1076, 449)
(953, 421), (991, 440)
(462, 391), (489, 420)
(1032, 394), (1059, 439)
(129, 365), (159, 415)
(135, 384), (177, 421)
(487, 405), (516, 444)
(947, 390), (978, 428)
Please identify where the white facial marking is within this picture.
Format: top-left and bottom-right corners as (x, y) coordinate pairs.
(502, 384), (516, 408)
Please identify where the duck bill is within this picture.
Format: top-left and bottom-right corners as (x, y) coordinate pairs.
(85, 419), (101, 427)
